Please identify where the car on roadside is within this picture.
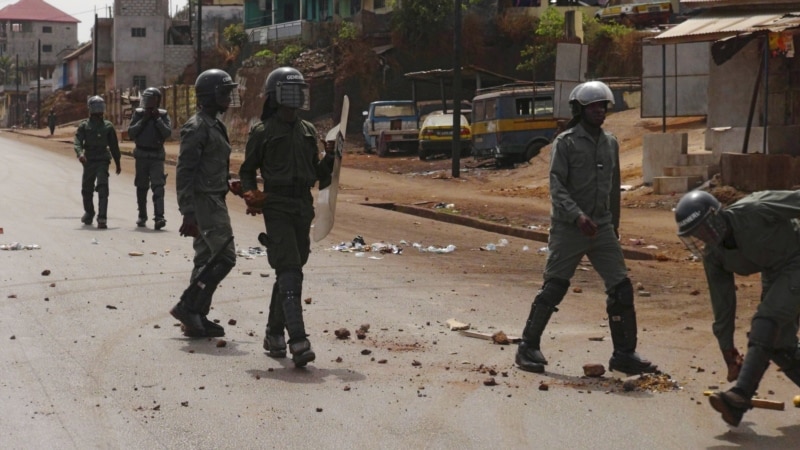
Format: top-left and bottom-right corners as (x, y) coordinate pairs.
(418, 111), (471, 161)
(362, 100), (420, 157)
(594, 0), (672, 28)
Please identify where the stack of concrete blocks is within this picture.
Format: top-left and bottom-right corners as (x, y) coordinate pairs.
(642, 132), (719, 194)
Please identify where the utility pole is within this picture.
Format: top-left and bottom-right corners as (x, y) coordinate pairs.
(93, 13), (98, 95)
(451, 0), (462, 178)
(37, 39), (41, 129)
(15, 53), (19, 127)
(196, 0), (203, 76)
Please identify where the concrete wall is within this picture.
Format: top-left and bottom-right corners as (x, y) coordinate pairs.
(164, 45), (195, 84)
(642, 132), (687, 184)
(113, 14), (168, 90)
(721, 153), (800, 191)
(1, 20), (78, 67)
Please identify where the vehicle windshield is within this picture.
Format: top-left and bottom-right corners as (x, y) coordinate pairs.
(423, 113), (469, 127)
(373, 104), (415, 117)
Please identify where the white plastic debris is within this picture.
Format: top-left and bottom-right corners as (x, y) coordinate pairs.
(483, 243), (497, 251)
(537, 246), (549, 254)
(1, 242), (41, 251)
(522, 245), (530, 251)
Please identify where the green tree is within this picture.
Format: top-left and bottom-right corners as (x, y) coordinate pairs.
(223, 23), (248, 50)
(516, 7), (563, 80)
(390, 0), (453, 44)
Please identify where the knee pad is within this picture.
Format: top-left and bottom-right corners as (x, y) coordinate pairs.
(748, 317), (778, 350)
(533, 278), (569, 309)
(278, 269), (303, 294)
(606, 278), (634, 315)
(96, 184), (109, 197)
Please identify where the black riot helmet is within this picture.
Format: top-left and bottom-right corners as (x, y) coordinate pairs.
(87, 95), (106, 115)
(141, 87), (162, 109)
(195, 68), (238, 111)
(675, 190), (727, 259)
(263, 67), (310, 111)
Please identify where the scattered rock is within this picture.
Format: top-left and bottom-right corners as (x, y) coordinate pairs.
(41, 269), (51, 276)
(446, 318), (470, 331)
(335, 356), (343, 362)
(638, 291), (651, 297)
(49, 283), (55, 287)
(10, 335), (16, 340)
(304, 297), (312, 304)
(180, 401), (189, 407)
(128, 251), (144, 257)
(343, 386), (351, 391)
(378, 359), (387, 364)
(356, 329), (366, 340)
(242, 271), (252, 275)
(411, 360), (421, 367)
(334, 328), (351, 339)
(216, 340), (227, 348)
(361, 349), (371, 355)
(106, 305), (117, 310)
(491, 331), (510, 345)
(228, 319), (237, 326)
(8, 294), (16, 298)
(483, 377), (497, 386)
(539, 383), (549, 391)
(690, 289), (700, 296)
(573, 287), (583, 293)
(358, 323), (370, 332)
(583, 363), (606, 377)
(316, 407), (323, 412)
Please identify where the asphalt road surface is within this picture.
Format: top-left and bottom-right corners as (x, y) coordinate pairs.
(1, 133), (799, 449)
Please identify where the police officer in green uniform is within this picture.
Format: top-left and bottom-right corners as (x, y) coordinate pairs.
(74, 96), (121, 229)
(515, 80), (658, 375)
(128, 87), (172, 230)
(170, 69), (238, 338)
(238, 67), (334, 367)
(676, 189), (800, 427)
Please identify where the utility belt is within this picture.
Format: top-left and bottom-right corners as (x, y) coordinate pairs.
(264, 185), (311, 198)
(136, 145), (163, 151)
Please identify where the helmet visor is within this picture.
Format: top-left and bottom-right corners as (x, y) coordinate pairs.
(276, 83), (310, 110)
(89, 101), (105, 114)
(679, 212), (726, 259)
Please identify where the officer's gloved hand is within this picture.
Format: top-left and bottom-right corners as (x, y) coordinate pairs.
(179, 213), (200, 238)
(576, 214), (598, 237)
(228, 179), (244, 197)
(243, 190), (266, 209)
(722, 348), (743, 382)
(115, 163), (121, 175)
(78, 154), (87, 164)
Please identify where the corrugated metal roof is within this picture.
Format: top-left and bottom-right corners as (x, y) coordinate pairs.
(0, 0), (79, 23)
(652, 10), (800, 44)
(683, 0), (800, 7)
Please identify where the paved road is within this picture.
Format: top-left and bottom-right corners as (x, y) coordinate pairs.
(1, 134), (798, 449)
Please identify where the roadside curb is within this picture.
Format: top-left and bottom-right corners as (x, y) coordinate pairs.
(369, 203), (656, 261)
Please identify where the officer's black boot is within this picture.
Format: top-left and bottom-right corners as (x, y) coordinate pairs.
(515, 279), (569, 373)
(280, 271), (315, 367)
(263, 281), (287, 358)
(606, 279), (658, 375)
(153, 184), (166, 230)
(515, 304), (556, 373)
(136, 188), (148, 227)
(97, 194), (108, 229)
(170, 300), (205, 336)
(194, 262), (234, 338)
(710, 318), (776, 427)
(81, 194), (94, 224)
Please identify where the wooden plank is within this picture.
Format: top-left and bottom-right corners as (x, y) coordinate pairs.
(751, 398), (785, 411)
(459, 330), (521, 343)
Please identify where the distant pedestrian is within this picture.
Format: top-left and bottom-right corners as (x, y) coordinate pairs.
(74, 96), (121, 229)
(47, 108), (56, 135)
(128, 87), (172, 230)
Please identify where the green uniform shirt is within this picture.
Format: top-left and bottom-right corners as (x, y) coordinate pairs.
(549, 123), (620, 230)
(239, 115), (331, 193)
(74, 117), (121, 164)
(703, 190), (800, 351)
(176, 110), (231, 216)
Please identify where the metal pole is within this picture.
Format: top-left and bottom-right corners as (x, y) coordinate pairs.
(661, 44), (666, 133)
(763, 36), (769, 154)
(93, 13), (98, 95)
(196, 0), (203, 76)
(15, 53), (19, 127)
(743, 37), (765, 155)
(451, 0), (462, 178)
(37, 39), (40, 129)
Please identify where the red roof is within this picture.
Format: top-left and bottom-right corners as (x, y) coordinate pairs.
(0, 0), (79, 24)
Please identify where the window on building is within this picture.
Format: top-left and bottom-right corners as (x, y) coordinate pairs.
(42, 44), (52, 53)
(11, 23), (21, 32)
(42, 26), (52, 33)
(131, 27), (146, 38)
(133, 76), (147, 92)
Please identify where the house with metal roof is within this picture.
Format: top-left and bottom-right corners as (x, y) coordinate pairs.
(0, 0), (79, 126)
(645, 0), (800, 190)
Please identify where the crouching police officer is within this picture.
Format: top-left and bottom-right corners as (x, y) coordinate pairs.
(238, 67), (335, 367)
(128, 87), (172, 229)
(676, 189), (800, 427)
(170, 69), (238, 338)
(515, 81), (658, 376)
(74, 96), (121, 229)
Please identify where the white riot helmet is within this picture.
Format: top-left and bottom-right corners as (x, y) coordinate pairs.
(569, 81), (614, 116)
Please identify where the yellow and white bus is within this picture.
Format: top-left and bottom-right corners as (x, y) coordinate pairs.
(471, 82), (559, 166)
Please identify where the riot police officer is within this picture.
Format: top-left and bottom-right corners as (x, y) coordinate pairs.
(74, 96), (121, 229)
(515, 81), (658, 376)
(676, 189), (800, 427)
(239, 66), (335, 367)
(171, 69), (238, 338)
(128, 87), (172, 229)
